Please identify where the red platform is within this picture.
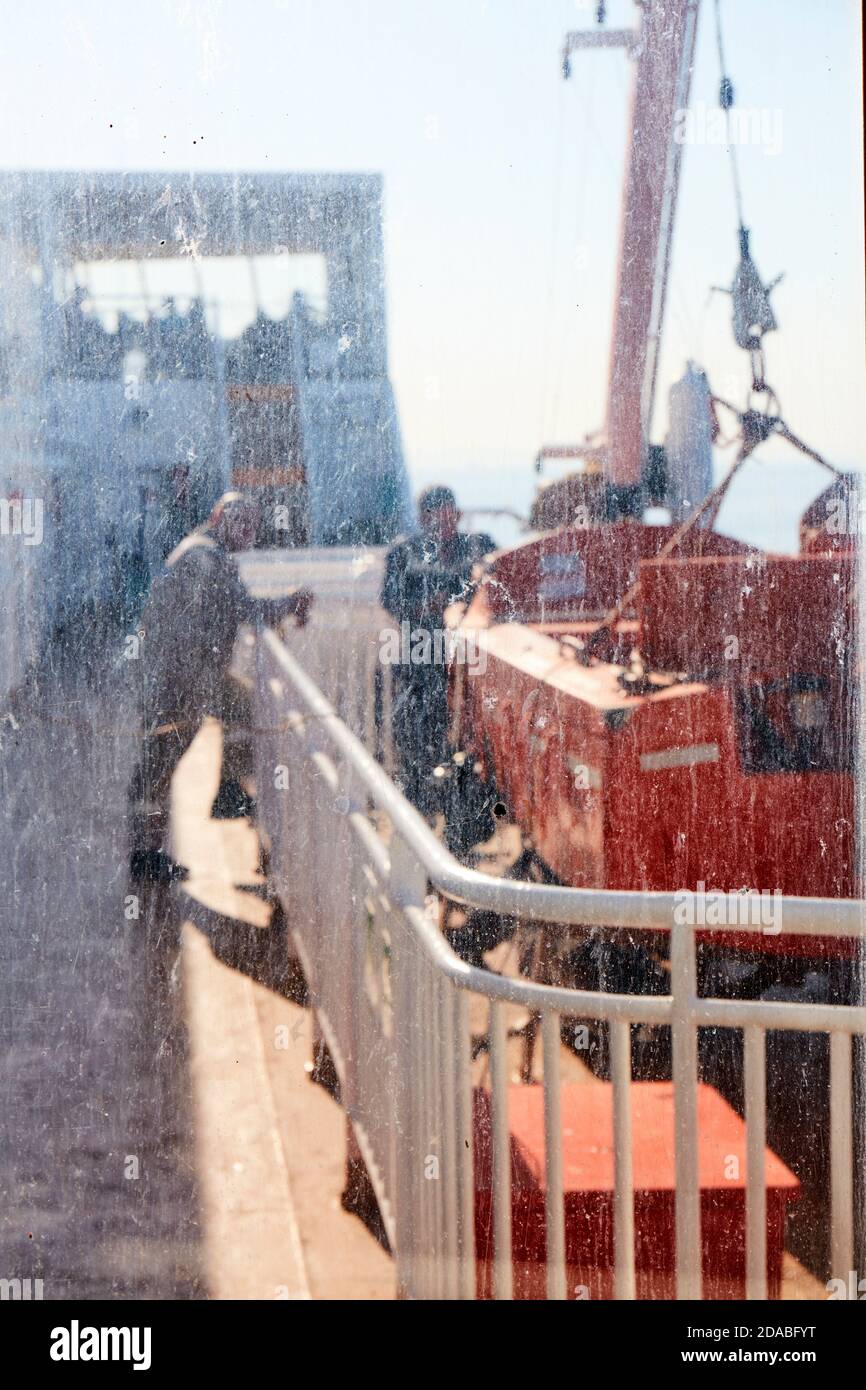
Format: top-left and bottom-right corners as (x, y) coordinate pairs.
(473, 1082), (800, 1300)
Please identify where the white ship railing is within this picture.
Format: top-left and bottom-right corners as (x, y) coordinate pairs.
(253, 624), (865, 1301)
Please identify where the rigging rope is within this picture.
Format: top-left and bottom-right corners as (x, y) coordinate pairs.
(713, 0), (745, 229)
(712, 1), (784, 414)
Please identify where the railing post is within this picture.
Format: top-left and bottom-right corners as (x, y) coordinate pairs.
(439, 971), (460, 1299)
(541, 1011), (566, 1300)
(489, 999), (513, 1300)
(389, 832), (432, 1298)
(671, 917), (702, 1300)
(830, 1029), (854, 1284)
(744, 1024), (767, 1300)
(454, 987), (476, 1299)
(611, 1017), (636, 1301)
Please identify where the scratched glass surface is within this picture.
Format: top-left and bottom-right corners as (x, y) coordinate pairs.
(0, 0), (863, 1306)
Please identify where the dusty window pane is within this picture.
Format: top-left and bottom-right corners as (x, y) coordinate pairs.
(0, 0), (863, 1335)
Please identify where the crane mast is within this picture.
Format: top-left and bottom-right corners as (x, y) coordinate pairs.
(562, 0), (699, 501)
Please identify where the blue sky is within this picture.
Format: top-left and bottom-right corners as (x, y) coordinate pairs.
(1, 0), (863, 544)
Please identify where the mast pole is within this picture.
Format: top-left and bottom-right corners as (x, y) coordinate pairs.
(603, 0), (699, 492)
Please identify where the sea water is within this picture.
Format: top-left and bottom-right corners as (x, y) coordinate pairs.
(426, 453), (863, 555)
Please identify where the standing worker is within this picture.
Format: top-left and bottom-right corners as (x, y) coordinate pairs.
(128, 491), (312, 882)
(380, 485), (494, 813)
(158, 461), (204, 562)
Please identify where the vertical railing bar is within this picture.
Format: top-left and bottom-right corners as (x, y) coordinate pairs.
(390, 833), (427, 1299)
(425, 956), (438, 1298)
(408, 920), (422, 1298)
(438, 970), (451, 1300)
(391, 894), (409, 1298)
(440, 971), (459, 1299)
(364, 641), (377, 755)
(343, 767), (362, 1118)
(353, 631), (363, 734)
(454, 987), (476, 1299)
(381, 661), (394, 773)
(375, 889), (396, 1208)
(611, 1017), (636, 1301)
(343, 629), (356, 733)
(418, 952), (431, 1299)
(541, 1010), (566, 1300)
(489, 999), (513, 1300)
(744, 1024), (767, 1301)
(352, 631), (365, 738)
(431, 966), (444, 1300)
(432, 964), (445, 1300)
(671, 919), (702, 1300)
(830, 1029), (854, 1284)
(414, 943), (427, 1299)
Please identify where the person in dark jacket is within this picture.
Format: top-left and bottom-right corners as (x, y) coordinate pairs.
(157, 462), (205, 562)
(380, 485), (494, 812)
(127, 491), (312, 881)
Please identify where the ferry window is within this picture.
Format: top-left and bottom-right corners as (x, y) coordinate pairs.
(0, 0), (863, 1326)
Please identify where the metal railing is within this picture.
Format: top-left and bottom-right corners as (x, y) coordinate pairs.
(253, 623), (865, 1301)
(240, 548), (395, 768)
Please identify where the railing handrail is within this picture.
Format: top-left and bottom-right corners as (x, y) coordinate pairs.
(262, 628), (866, 941)
(257, 621), (866, 1302)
